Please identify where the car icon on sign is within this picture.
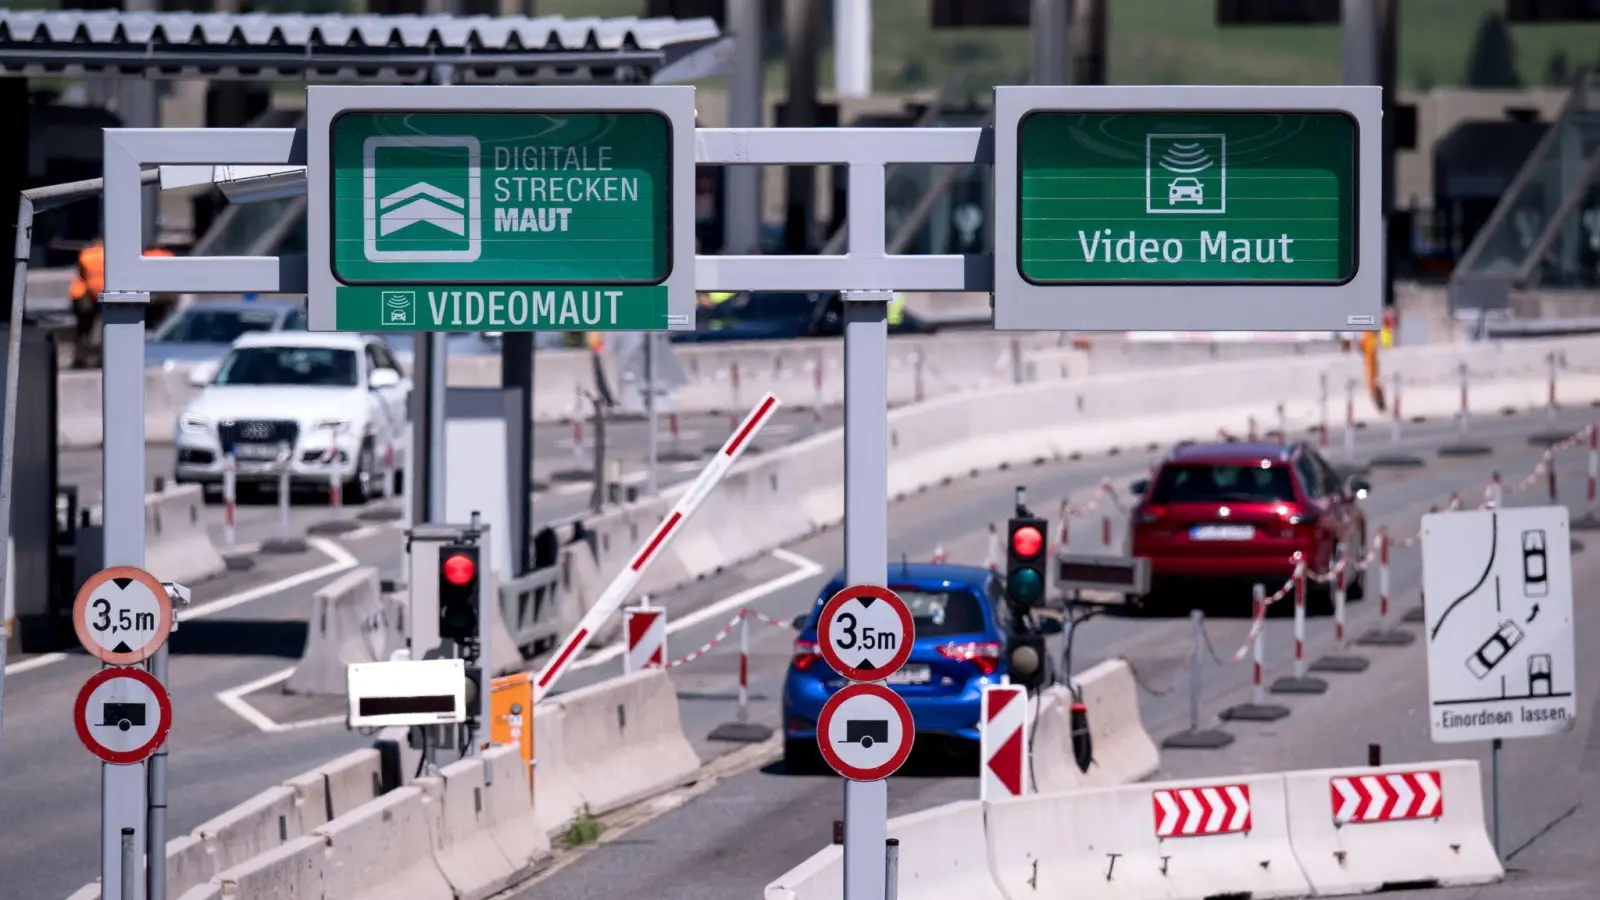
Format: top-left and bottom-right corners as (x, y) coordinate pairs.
(1523, 529), (1549, 598)
(1168, 177), (1204, 206)
(1466, 620), (1525, 679)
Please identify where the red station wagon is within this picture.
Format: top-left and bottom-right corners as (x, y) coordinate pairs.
(1128, 441), (1369, 608)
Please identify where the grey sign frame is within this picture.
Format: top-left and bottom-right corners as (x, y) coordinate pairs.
(304, 85), (698, 332)
(992, 85), (1383, 332)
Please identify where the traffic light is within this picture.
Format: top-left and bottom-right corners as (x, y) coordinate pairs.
(438, 543), (480, 643)
(1005, 516), (1049, 610)
(1215, 0), (1341, 25)
(1005, 633), (1047, 690)
(1506, 0), (1600, 21)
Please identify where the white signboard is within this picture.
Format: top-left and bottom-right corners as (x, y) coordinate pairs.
(1421, 507), (1577, 743)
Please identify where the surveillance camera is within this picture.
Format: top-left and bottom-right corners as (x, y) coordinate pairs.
(161, 581), (192, 608)
(346, 659), (467, 729)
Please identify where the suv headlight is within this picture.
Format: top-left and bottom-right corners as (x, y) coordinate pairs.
(179, 413), (209, 434)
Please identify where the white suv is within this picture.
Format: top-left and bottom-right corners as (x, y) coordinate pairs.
(173, 331), (410, 502)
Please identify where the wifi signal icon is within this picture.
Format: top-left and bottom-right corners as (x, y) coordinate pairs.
(1146, 133), (1226, 215)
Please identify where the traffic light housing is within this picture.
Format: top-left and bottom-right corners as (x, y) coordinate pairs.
(1005, 632), (1048, 690)
(438, 543), (480, 643)
(1005, 516), (1049, 610)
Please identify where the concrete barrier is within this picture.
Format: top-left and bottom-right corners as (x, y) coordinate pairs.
(144, 484), (225, 587)
(60, 833), (214, 900)
(205, 834), (327, 900)
(986, 773), (1308, 900)
(424, 745), (548, 900)
(314, 785), (452, 900)
(1284, 760), (1503, 894)
(283, 748), (387, 832)
(285, 568), (406, 696)
(550, 668), (700, 818)
(531, 702), (587, 835)
(1015, 660), (1160, 794)
(762, 844), (842, 900)
(192, 785), (306, 884)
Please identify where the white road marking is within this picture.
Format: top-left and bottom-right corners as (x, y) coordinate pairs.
(2, 537), (359, 676)
(216, 665), (346, 734)
(569, 547), (825, 672)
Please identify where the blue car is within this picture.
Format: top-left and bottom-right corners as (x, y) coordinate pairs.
(782, 563), (1020, 772)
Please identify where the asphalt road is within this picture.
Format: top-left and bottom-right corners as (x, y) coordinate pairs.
(10, 402), (1598, 900)
(506, 404), (1600, 900)
(55, 407), (844, 548)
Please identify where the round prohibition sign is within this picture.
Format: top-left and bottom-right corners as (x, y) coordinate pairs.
(816, 584), (915, 682)
(816, 682), (915, 782)
(72, 566), (172, 665)
(74, 667), (173, 765)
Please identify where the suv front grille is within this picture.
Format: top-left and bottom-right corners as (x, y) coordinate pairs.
(218, 419), (299, 450)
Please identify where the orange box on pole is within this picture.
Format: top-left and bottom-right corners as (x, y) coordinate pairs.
(490, 673), (534, 768)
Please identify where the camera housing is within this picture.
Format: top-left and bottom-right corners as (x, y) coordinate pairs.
(346, 659), (467, 729)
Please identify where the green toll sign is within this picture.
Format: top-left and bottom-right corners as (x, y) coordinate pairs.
(331, 111), (672, 285)
(1016, 111), (1357, 285)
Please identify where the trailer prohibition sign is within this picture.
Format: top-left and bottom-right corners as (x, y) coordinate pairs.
(74, 667), (173, 765)
(816, 584), (915, 682)
(816, 682), (916, 781)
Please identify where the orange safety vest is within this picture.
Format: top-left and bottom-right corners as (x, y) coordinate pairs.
(71, 245), (171, 301)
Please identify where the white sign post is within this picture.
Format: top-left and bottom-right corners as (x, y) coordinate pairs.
(1420, 506), (1577, 856)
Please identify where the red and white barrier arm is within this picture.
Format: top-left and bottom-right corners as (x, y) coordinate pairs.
(533, 393), (782, 703)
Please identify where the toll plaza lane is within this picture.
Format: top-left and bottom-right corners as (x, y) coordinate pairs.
(54, 408), (844, 546)
(511, 405), (1600, 900)
(0, 528), (405, 900)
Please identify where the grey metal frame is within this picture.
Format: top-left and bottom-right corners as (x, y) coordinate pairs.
(991, 85), (1383, 332)
(302, 85), (697, 332)
(1512, 143), (1600, 290)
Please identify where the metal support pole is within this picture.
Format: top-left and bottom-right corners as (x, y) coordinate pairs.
(782, 0), (821, 253)
(1491, 738), (1503, 857)
(1187, 609), (1202, 730)
(146, 639), (168, 900)
(884, 838), (900, 900)
(410, 334), (435, 527)
(474, 515), (492, 754)
(726, 0), (764, 255)
(427, 331), (448, 521)
(103, 292), (151, 900)
(501, 331), (533, 573)
(842, 288), (890, 900)
(1030, 0), (1071, 85)
(1344, 378), (1357, 460)
(833, 0), (872, 98)
(1161, 609), (1234, 748)
(645, 333), (659, 496)
(0, 195), (30, 754)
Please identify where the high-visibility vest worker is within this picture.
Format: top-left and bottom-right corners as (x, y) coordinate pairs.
(888, 293), (906, 328)
(586, 331), (605, 352)
(1381, 306), (1396, 348)
(700, 290), (736, 309)
(70, 243), (171, 302)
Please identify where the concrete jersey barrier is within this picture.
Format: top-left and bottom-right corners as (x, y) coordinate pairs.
(530, 702), (587, 836)
(421, 745), (550, 900)
(1284, 759), (1503, 894)
(1030, 659), (1160, 794)
(143, 484), (225, 588)
(548, 668), (701, 818)
(764, 801), (1002, 900)
(285, 567), (406, 696)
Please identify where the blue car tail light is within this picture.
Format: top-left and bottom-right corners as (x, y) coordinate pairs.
(936, 640), (1002, 675)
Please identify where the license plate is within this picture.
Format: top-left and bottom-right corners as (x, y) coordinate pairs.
(233, 443), (281, 461)
(1190, 524), (1255, 541)
(886, 665), (931, 685)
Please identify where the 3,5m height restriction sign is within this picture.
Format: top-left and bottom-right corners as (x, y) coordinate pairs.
(305, 85), (697, 334)
(816, 584), (915, 682)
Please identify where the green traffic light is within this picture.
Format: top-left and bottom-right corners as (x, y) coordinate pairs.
(1010, 567), (1044, 601)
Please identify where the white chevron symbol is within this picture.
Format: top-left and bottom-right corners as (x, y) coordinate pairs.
(1387, 774), (1415, 818)
(1359, 776), (1388, 821)
(1201, 787), (1226, 833)
(1179, 789), (1204, 835)
(378, 182), (467, 237)
(1416, 773), (1442, 816)
(1224, 785), (1250, 830)
(1155, 790), (1180, 837)
(1334, 778), (1361, 823)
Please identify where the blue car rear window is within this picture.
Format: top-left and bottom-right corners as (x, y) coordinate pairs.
(809, 587), (988, 637)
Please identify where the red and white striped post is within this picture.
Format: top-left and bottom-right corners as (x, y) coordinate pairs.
(1547, 452), (1558, 504)
(570, 419), (585, 467)
(1546, 351), (1560, 425)
(382, 441), (396, 502)
(1389, 370), (1404, 444)
(1589, 424), (1598, 507)
(325, 447), (343, 517)
(1343, 377), (1357, 460)
(1332, 558), (1348, 646)
(1292, 564), (1309, 678)
(1100, 508), (1112, 549)
(986, 522), (1001, 573)
(1318, 372), (1330, 448)
(1456, 362), (1471, 437)
(931, 544), (947, 563)
(911, 347), (927, 403)
(222, 451), (238, 553)
(734, 612), (752, 722)
(1487, 471), (1504, 508)
(1250, 584), (1268, 705)
(1377, 529), (1391, 625)
(667, 412), (682, 456)
(729, 360), (743, 409)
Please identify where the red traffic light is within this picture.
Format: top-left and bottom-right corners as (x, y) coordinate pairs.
(1011, 526), (1044, 558)
(442, 553), (476, 586)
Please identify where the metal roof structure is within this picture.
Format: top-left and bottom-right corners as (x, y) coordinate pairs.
(0, 9), (724, 83)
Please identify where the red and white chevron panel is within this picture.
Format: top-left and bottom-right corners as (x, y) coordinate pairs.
(980, 684), (1028, 801)
(1330, 771), (1443, 824)
(1153, 784), (1252, 837)
(623, 607), (666, 673)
